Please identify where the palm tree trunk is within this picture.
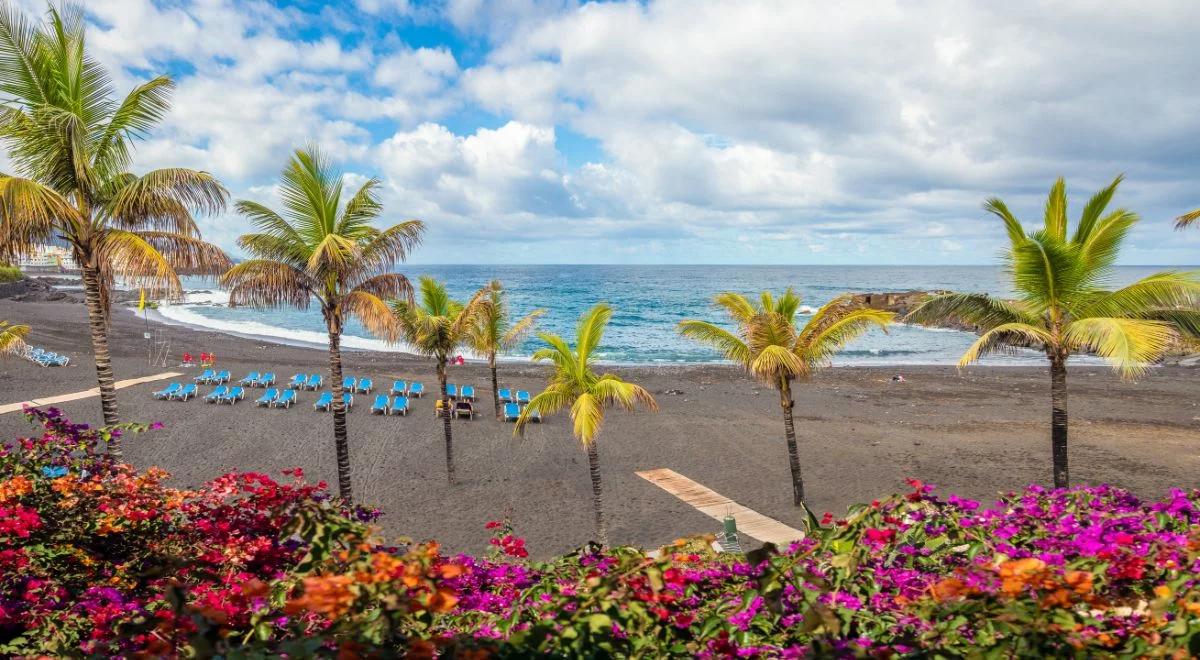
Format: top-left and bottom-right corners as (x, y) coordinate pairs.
(586, 440), (608, 547)
(438, 359), (455, 484)
(1050, 355), (1069, 488)
(327, 328), (353, 502)
(81, 265), (120, 446)
(489, 353), (501, 420)
(779, 378), (804, 507)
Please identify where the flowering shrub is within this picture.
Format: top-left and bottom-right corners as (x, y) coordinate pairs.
(3, 409), (1200, 656)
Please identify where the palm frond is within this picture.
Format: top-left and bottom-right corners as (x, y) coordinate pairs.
(513, 385), (573, 435)
(1076, 271), (1200, 319)
(749, 343), (806, 381)
(802, 307), (894, 366)
(959, 322), (1053, 367)
(712, 291), (758, 322)
(341, 290), (398, 342)
(352, 273), (414, 306)
(1073, 174), (1123, 243)
(93, 76), (173, 175)
(96, 229), (182, 299)
(106, 168), (228, 230)
(569, 392), (605, 445)
(1076, 209), (1136, 277)
(1063, 317), (1176, 378)
(905, 292), (1038, 330)
(593, 375), (658, 412)
(677, 319), (750, 364)
(1043, 177), (1068, 240)
(983, 196), (1027, 247)
(1175, 207), (1200, 230)
(575, 303), (612, 365)
(221, 259), (314, 310)
(131, 230), (230, 276)
(0, 319), (29, 355)
(0, 174), (79, 251)
(355, 219), (425, 278)
(501, 308), (545, 350)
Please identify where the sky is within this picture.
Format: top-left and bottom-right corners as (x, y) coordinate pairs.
(18, 0), (1200, 264)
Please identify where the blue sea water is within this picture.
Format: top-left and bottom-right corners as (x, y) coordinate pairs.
(159, 265), (1184, 366)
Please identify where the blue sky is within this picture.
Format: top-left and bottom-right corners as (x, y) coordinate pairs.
(28, 0), (1200, 264)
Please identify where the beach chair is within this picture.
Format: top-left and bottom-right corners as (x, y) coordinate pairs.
(460, 385), (475, 401)
(288, 373), (306, 389)
(238, 372), (261, 386)
(194, 369), (216, 384)
(390, 396), (410, 416)
(153, 383), (182, 400)
(357, 378), (373, 394)
(446, 383), (458, 399)
(255, 388), (279, 407)
(343, 392), (354, 410)
(503, 402), (521, 422)
(204, 385), (229, 403)
(220, 386), (245, 404)
(527, 407), (542, 423)
(257, 372), (276, 387)
(274, 389), (297, 409)
(370, 394), (389, 415)
(434, 399), (446, 417)
(215, 370), (231, 384)
(516, 390), (531, 405)
(498, 388), (514, 403)
(342, 376), (357, 391)
(313, 391), (333, 411)
(390, 380), (407, 396)
(174, 383), (198, 401)
(454, 400), (474, 419)
(409, 382), (424, 398)
(305, 374), (323, 390)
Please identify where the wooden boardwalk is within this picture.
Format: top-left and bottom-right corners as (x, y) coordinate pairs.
(636, 468), (804, 545)
(0, 372), (183, 415)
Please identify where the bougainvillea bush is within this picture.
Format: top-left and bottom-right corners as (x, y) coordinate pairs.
(3, 408), (1200, 657)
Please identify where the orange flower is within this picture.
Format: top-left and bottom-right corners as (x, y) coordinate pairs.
(1154, 585), (1172, 599)
(930, 577), (976, 602)
(0, 475), (33, 502)
(287, 575), (356, 618)
(998, 557), (1047, 596)
(1064, 570), (1093, 595)
(439, 563), (463, 579)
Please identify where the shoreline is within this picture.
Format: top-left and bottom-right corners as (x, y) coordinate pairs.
(2, 297), (1198, 557)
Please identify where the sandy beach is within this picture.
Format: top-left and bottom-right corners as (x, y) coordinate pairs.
(1, 297), (1198, 557)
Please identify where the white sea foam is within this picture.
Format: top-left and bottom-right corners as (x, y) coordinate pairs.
(798, 305), (816, 314)
(155, 301), (416, 354)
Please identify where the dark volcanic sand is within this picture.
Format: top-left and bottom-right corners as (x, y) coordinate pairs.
(2, 299), (1198, 558)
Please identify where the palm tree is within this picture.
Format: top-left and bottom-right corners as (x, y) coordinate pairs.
(0, 320), (28, 356)
(515, 304), (657, 547)
(907, 176), (1200, 488)
(467, 280), (544, 419)
(221, 147), (423, 502)
(0, 4), (229, 445)
(1176, 208), (1199, 229)
(680, 291), (893, 507)
(391, 276), (486, 485)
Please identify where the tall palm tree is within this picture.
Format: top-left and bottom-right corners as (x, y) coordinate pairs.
(391, 277), (485, 485)
(0, 319), (28, 355)
(679, 291), (893, 507)
(515, 304), (657, 547)
(221, 147), (423, 502)
(0, 3), (229, 445)
(907, 176), (1200, 488)
(1176, 208), (1199, 229)
(467, 280), (544, 419)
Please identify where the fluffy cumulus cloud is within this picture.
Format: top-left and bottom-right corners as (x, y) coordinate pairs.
(53, 0), (1200, 262)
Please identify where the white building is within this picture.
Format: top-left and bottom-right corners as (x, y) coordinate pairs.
(17, 245), (77, 271)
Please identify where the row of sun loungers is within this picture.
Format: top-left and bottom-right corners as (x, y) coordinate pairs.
(370, 395), (411, 415)
(498, 388), (531, 405)
(24, 347), (69, 367)
(389, 380), (425, 397)
(255, 388), (298, 408)
(237, 372), (277, 388)
(314, 391), (354, 411)
(341, 376), (374, 393)
(194, 369), (231, 385)
(502, 402), (542, 423)
(287, 373), (324, 390)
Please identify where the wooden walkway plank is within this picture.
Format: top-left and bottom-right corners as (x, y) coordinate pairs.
(0, 372), (183, 415)
(635, 467), (804, 545)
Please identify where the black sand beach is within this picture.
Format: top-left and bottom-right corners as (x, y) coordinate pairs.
(2, 298), (1198, 558)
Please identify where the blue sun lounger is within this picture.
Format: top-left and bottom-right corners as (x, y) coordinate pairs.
(343, 392), (354, 410)
(204, 385), (229, 403)
(526, 407), (542, 423)
(219, 386), (245, 404)
(460, 385), (475, 401)
(516, 390), (531, 405)
(173, 383), (198, 401)
(408, 382), (424, 398)
(274, 389), (297, 408)
(502, 402), (521, 422)
(256, 372), (276, 387)
(288, 373), (306, 389)
(238, 372), (261, 386)
(390, 380), (407, 396)
(389, 396), (410, 416)
(215, 370), (231, 384)
(255, 388), (279, 407)
(305, 374), (323, 390)
(446, 383), (458, 399)
(314, 391), (333, 411)
(357, 378), (373, 394)
(194, 369), (216, 384)
(153, 383), (181, 399)
(370, 394), (389, 414)
(498, 388), (514, 403)
(342, 376), (357, 391)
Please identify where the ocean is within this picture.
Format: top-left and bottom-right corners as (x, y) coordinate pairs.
(156, 265), (1184, 366)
